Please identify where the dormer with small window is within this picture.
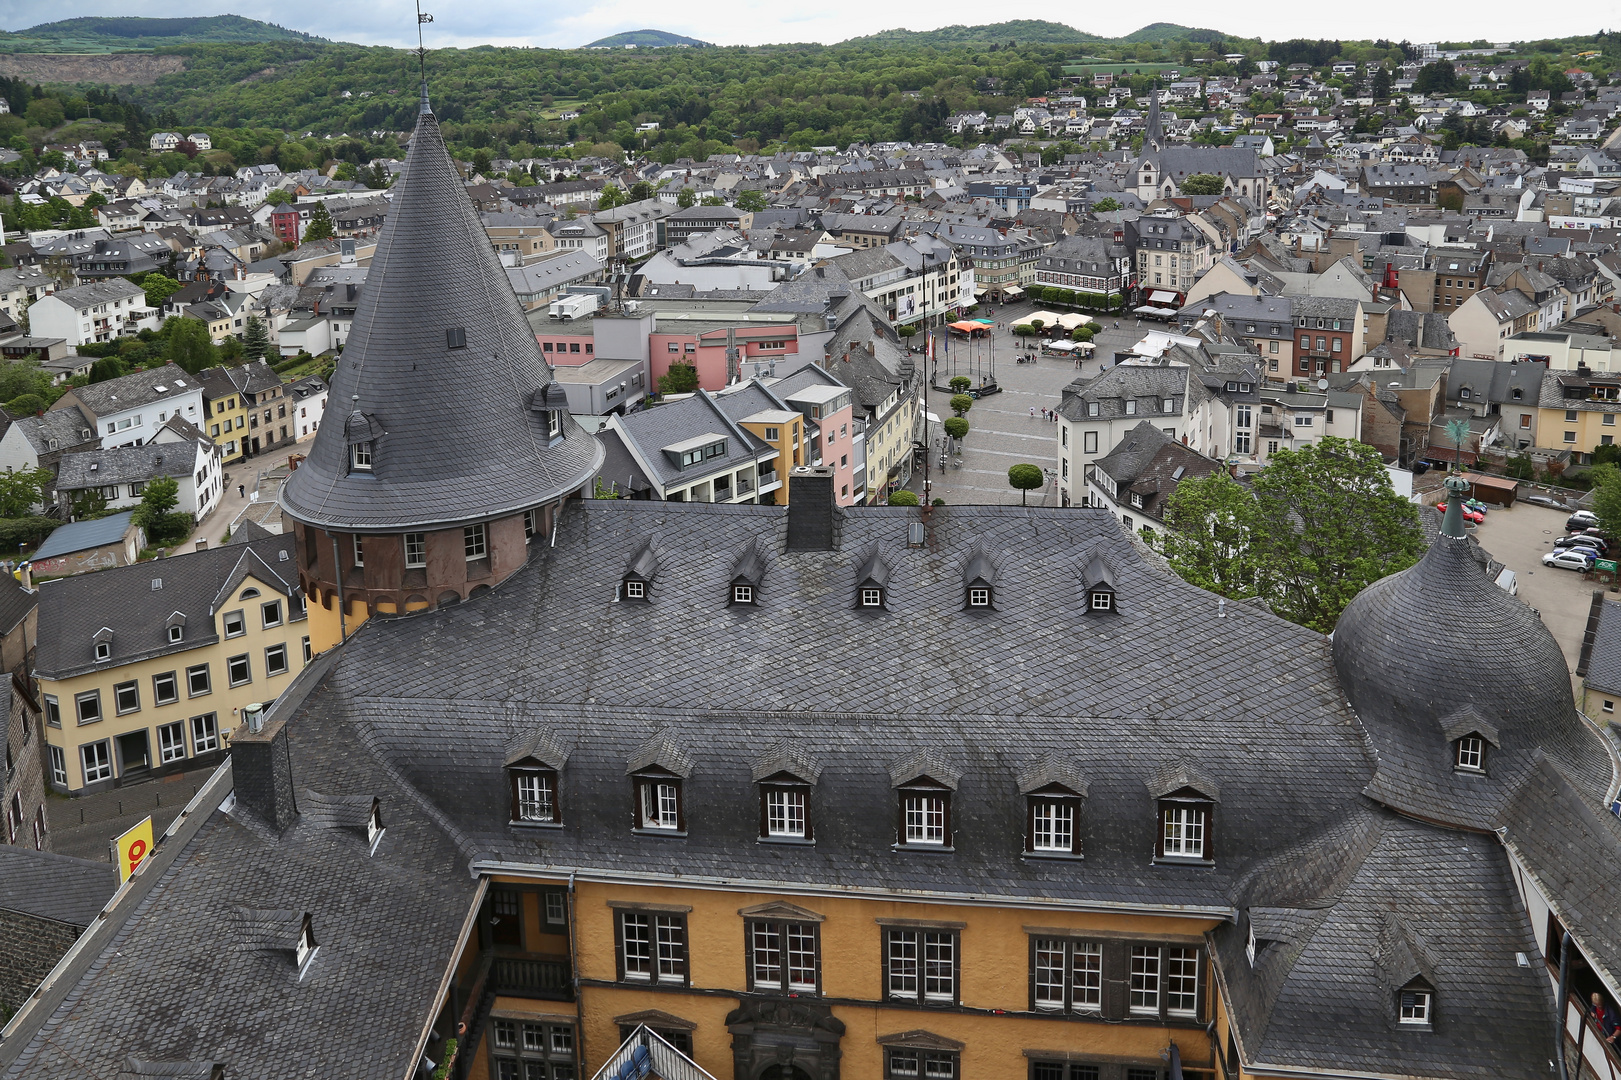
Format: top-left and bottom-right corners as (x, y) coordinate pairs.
(1079, 553), (1118, 613)
(729, 538), (765, 606)
(890, 747), (961, 850)
(529, 383), (569, 444)
(752, 739), (820, 842)
(629, 727), (693, 835)
(93, 626), (113, 662)
(855, 545), (891, 611)
(1147, 758), (1219, 864)
(663, 432), (728, 470)
(344, 409), (383, 475)
(1440, 704), (1497, 775)
(1379, 914), (1437, 1030)
(165, 611), (186, 644)
(962, 545), (998, 611)
(620, 538), (659, 602)
(234, 907), (320, 980)
(303, 789), (387, 854)
(1018, 751), (1087, 857)
(506, 728), (570, 828)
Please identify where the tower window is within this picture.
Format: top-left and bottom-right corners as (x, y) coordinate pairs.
(464, 523), (487, 561)
(404, 532), (426, 568)
(350, 443), (372, 471)
(446, 327), (467, 349)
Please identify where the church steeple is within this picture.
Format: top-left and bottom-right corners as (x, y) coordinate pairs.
(1144, 87), (1164, 153)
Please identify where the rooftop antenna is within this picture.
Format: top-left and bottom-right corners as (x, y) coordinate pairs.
(415, 1), (434, 115)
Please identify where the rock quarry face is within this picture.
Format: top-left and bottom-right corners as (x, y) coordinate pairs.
(0, 53), (185, 85)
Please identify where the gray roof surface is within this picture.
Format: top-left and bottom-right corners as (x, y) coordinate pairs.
(1585, 598), (1621, 694)
(605, 391), (770, 488)
(57, 364), (199, 421)
(0, 576), (36, 636)
(0, 846), (118, 927)
(1057, 364), (1197, 423)
(5, 410), (95, 457)
(279, 100), (602, 531)
(34, 532), (299, 679)
(56, 441), (200, 492)
(31, 511), (137, 561)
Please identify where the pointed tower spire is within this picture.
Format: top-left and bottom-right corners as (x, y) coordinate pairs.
(1144, 88), (1164, 154)
(1439, 473), (1470, 539)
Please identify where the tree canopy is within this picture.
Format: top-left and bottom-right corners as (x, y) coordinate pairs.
(1179, 173), (1226, 195)
(1008, 463), (1045, 505)
(302, 201), (335, 242)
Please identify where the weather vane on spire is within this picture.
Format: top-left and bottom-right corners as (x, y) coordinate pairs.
(415, 0), (434, 114)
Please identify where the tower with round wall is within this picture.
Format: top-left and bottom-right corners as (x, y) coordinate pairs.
(280, 89), (602, 652)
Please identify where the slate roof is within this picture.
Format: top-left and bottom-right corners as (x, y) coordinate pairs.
(30, 511), (137, 561)
(603, 390), (772, 489)
(1056, 365), (1198, 423)
(6, 410), (96, 457)
(34, 532), (299, 680)
(55, 441), (200, 492)
(279, 95), (602, 532)
(0, 845), (117, 927)
(38, 278), (143, 308)
(0, 576), (35, 635)
(57, 364), (199, 421)
(1584, 598), (1621, 695)
(1092, 421), (1220, 519)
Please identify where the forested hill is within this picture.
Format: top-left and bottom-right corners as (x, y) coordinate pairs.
(845, 21), (1103, 46)
(584, 30), (713, 48)
(0, 15), (321, 52)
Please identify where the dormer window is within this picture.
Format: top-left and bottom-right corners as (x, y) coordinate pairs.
(350, 442), (372, 470)
(890, 749), (960, 850)
(1399, 983), (1433, 1025)
(1512, 387), (1523, 400)
(506, 729), (569, 828)
(547, 410), (562, 438)
(732, 585), (753, 604)
(730, 539), (764, 607)
(1148, 759), (1220, 864)
(621, 538), (659, 603)
(629, 728), (691, 836)
(1080, 553), (1117, 613)
(168, 625), (184, 643)
(365, 797), (384, 852)
(1459, 387), (1471, 400)
(856, 545), (891, 610)
(295, 913), (318, 977)
(1442, 706), (1497, 776)
(1019, 752), (1087, 857)
(1455, 735), (1485, 772)
(624, 579), (646, 600)
(95, 641), (111, 661)
(962, 546), (997, 610)
(754, 740), (819, 842)
(93, 626), (113, 662)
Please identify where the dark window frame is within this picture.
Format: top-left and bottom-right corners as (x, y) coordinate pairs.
(614, 908), (690, 986)
(1026, 792), (1083, 856)
(882, 926), (961, 1005)
(632, 772), (685, 834)
(745, 918), (822, 994)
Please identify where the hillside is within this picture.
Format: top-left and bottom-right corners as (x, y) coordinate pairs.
(844, 20), (1101, 46)
(1119, 23), (1232, 44)
(0, 15), (322, 53)
(584, 29), (712, 48)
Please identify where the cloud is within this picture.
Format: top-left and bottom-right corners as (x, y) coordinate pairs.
(0, 0), (1597, 50)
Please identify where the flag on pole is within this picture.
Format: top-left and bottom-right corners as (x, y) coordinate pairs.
(419, 12), (434, 22)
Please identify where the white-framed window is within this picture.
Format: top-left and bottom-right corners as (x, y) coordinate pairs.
(168, 624), (184, 643)
(223, 610), (246, 637)
(1083, 430), (1098, 453)
(733, 584), (753, 604)
(885, 928), (956, 1002)
(265, 643), (289, 677)
(153, 672), (178, 705)
(516, 772), (557, 822)
(1400, 988), (1432, 1024)
(191, 713), (218, 754)
(44, 694), (60, 728)
(261, 600), (282, 628)
(861, 587), (883, 607)
(624, 579), (646, 600)
(619, 911), (687, 984)
(1456, 735), (1484, 771)
(903, 794), (947, 845)
(404, 532), (426, 568)
(968, 586), (990, 607)
(639, 780), (680, 830)
(113, 680), (140, 714)
(81, 740), (112, 783)
(94, 641), (111, 662)
(1162, 805), (1206, 858)
(352, 535), (365, 567)
(48, 744), (66, 785)
(1129, 945), (1161, 1014)
(750, 920), (819, 992)
(157, 721), (186, 763)
(1033, 937), (1102, 1013)
(1031, 799), (1074, 852)
(765, 787), (807, 838)
(464, 523), (487, 561)
(350, 443), (372, 470)
(1091, 592), (1113, 611)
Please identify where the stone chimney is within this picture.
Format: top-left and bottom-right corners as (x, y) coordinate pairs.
(233, 706), (299, 831)
(786, 466), (837, 552)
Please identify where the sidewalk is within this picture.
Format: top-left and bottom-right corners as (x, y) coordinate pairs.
(45, 761), (220, 862)
(187, 433), (314, 551)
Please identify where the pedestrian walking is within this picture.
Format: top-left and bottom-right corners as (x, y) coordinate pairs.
(1030, 407), (1037, 418)
(237, 484), (245, 498)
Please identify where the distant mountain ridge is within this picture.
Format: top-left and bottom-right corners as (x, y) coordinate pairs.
(0, 15), (321, 53)
(845, 20), (1103, 46)
(1119, 22), (1231, 43)
(584, 29), (712, 48)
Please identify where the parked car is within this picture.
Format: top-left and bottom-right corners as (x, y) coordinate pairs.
(1569, 510), (1600, 530)
(1460, 506), (1485, 524)
(1464, 499), (1490, 514)
(1543, 549), (1595, 571)
(1527, 494), (1568, 510)
(1555, 534), (1609, 554)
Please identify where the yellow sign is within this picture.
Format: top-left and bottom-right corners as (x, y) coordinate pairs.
(111, 816), (154, 884)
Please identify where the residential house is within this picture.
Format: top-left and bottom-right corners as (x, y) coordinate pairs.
(286, 375), (329, 440)
(195, 360), (295, 461)
(0, 411), (100, 510)
(1085, 419), (1220, 532)
(25, 280), (158, 347)
(1180, 294), (1297, 381)
(547, 218), (612, 262)
(0, 846), (118, 1010)
(591, 199), (669, 262)
(54, 417), (221, 523)
(1129, 216), (1216, 298)
(506, 251), (605, 312)
(50, 364), (206, 449)
(33, 532), (308, 794)
(596, 390), (786, 504)
(1448, 289), (1538, 361)
(1034, 234), (1130, 302)
(828, 235), (960, 327)
(1535, 368), (1621, 462)
(1289, 296), (1365, 377)
(1443, 357), (1546, 450)
(28, 512), (143, 578)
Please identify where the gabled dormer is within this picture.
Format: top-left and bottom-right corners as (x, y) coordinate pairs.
(165, 611), (186, 644)
(303, 789), (386, 854)
(889, 747), (961, 850)
(1439, 704), (1498, 774)
(1079, 552), (1118, 613)
(1017, 750), (1088, 857)
(1378, 913), (1438, 1030)
(662, 432), (728, 471)
(92, 626), (113, 662)
(529, 383), (569, 443)
(729, 538), (765, 606)
(961, 544), (999, 611)
(855, 544), (891, 610)
(1147, 757), (1220, 864)
(343, 408), (383, 474)
(505, 728), (570, 827)
(628, 727), (693, 834)
(752, 739), (821, 842)
(620, 538), (659, 602)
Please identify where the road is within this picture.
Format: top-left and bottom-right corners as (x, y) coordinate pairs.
(903, 300), (1150, 506)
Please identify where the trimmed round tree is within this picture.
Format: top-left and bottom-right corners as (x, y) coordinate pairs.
(1008, 463), (1045, 506)
(949, 394), (974, 417)
(949, 376), (971, 393)
(943, 416), (970, 441)
(887, 490), (920, 506)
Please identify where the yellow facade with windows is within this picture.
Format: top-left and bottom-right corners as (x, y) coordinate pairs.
(38, 573), (307, 792)
(1536, 400), (1621, 459)
(454, 874), (1224, 1080)
(203, 387), (250, 464)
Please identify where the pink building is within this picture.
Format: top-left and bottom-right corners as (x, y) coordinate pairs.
(649, 326), (802, 391)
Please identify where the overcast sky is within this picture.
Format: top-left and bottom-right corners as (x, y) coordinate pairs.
(0, 1), (1600, 50)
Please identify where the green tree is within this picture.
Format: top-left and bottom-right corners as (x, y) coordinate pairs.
(69, 488), (108, 520)
(132, 475), (191, 546)
(5, 393), (43, 416)
(949, 376), (971, 393)
(263, 188), (292, 206)
(24, 97), (64, 129)
(1593, 443), (1621, 467)
(1180, 173), (1226, 196)
(1092, 197), (1121, 213)
(163, 317), (220, 374)
(1012, 323), (1035, 337)
(1371, 66), (1393, 100)
(676, 187), (697, 208)
(736, 189), (768, 212)
(657, 362), (699, 395)
(242, 315), (270, 362)
(943, 416), (970, 441)
(949, 393), (974, 417)
(1157, 470), (1263, 600)
(1593, 465), (1621, 538)
(1413, 60), (1459, 93)
(700, 194), (727, 206)
(896, 325), (918, 338)
(1008, 463), (1045, 505)
(0, 467), (50, 517)
(886, 490), (920, 506)
(628, 180), (655, 201)
(89, 356), (130, 382)
(303, 201), (336, 242)
(139, 272), (183, 310)
(597, 184), (628, 210)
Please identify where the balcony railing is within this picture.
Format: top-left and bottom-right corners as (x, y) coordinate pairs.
(758, 470), (778, 487)
(492, 956), (573, 1000)
(736, 476), (754, 495)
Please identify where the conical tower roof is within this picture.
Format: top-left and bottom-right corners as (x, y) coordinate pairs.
(1143, 89), (1164, 153)
(281, 98), (602, 532)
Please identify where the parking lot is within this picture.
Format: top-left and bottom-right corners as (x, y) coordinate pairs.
(1470, 501), (1603, 681)
(903, 299), (1150, 506)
